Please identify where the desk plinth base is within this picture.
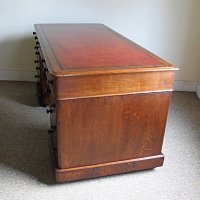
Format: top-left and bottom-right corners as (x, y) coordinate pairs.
(49, 135), (164, 183)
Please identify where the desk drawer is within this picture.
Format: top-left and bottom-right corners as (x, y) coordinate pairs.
(41, 62), (55, 97)
(47, 93), (56, 123)
(34, 39), (53, 82)
(49, 126), (58, 158)
(48, 93), (57, 154)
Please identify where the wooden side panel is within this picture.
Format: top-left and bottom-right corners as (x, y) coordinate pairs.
(56, 92), (171, 169)
(55, 71), (175, 99)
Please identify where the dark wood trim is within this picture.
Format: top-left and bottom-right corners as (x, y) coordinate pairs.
(54, 152), (164, 183)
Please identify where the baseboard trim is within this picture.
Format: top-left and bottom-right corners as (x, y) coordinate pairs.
(55, 155), (164, 183)
(0, 69), (36, 82)
(174, 80), (200, 99)
(173, 80), (198, 92)
(196, 84), (200, 99)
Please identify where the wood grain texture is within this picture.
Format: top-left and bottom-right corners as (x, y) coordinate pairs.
(54, 70), (175, 99)
(56, 92), (171, 169)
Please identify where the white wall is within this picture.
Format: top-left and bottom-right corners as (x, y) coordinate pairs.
(0, 0), (200, 82)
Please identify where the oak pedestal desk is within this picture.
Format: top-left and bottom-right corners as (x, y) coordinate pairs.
(33, 24), (177, 183)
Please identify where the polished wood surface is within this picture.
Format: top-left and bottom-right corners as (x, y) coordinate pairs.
(33, 24), (178, 183)
(54, 71), (175, 99)
(56, 92), (171, 169)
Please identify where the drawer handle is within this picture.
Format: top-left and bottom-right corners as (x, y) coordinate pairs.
(44, 68), (48, 72)
(46, 109), (53, 114)
(34, 60), (39, 63)
(34, 46), (39, 50)
(35, 75), (39, 78)
(35, 52), (39, 55)
(36, 67), (40, 70)
(33, 32), (36, 35)
(48, 125), (56, 134)
(35, 36), (38, 40)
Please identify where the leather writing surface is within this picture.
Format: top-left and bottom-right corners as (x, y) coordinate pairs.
(40, 24), (165, 70)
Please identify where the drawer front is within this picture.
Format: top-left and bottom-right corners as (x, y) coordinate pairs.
(49, 127), (58, 161)
(49, 93), (56, 127)
(34, 34), (55, 97)
(48, 93), (58, 155)
(43, 62), (55, 96)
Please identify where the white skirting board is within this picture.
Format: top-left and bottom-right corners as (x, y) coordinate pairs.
(173, 80), (200, 99)
(0, 69), (36, 82)
(0, 69), (199, 99)
(196, 84), (200, 99)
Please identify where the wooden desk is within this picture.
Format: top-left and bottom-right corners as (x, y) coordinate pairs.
(33, 24), (177, 183)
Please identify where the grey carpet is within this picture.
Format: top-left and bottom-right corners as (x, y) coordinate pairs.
(0, 81), (200, 200)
